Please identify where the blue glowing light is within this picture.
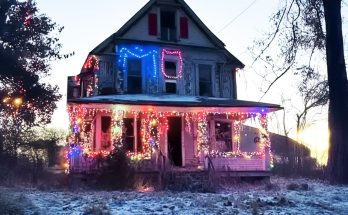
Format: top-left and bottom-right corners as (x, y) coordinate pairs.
(117, 44), (159, 80)
(73, 121), (79, 134)
(68, 145), (82, 159)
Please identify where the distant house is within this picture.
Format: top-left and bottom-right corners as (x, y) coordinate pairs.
(66, 0), (281, 174)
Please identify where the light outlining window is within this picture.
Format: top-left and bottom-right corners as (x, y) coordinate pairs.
(161, 49), (183, 79)
(118, 46), (159, 78)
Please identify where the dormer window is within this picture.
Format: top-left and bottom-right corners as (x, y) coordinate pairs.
(160, 10), (176, 41)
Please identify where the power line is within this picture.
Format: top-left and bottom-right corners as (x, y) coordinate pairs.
(218, 0), (258, 33)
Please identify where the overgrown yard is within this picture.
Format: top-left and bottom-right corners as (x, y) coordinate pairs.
(1, 177), (348, 215)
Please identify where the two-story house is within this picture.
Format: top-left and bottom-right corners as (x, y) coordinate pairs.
(66, 0), (281, 173)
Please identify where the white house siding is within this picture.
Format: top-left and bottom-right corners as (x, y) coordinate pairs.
(97, 47), (236, 98)
(221, 65), (233, 98)
(183, 124), (195, 166)
(239, 126), (263, 153)
(159, 124), (167, 157)
(98, 55), (116, 94)
(122, 7), (216, 48)
(181, 48), (236, 98)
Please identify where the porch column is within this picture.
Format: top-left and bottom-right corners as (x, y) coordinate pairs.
(196, 113), (209, 164)
(133, 114), (137, 153)
(96, 114), (101, 151)
(232, 120), (241, 152)
(259, 114), (272, 170)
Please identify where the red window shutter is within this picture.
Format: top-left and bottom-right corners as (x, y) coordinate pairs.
(180, 17), (189, 38)
(148, 13), (157, 36)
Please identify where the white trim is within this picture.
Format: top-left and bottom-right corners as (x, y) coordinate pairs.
(95, 114), (101, 151)
(181, 116), (185, 167)
(76, 103), (276, 114)
(133, 116), (137, 153)
(162, 59), (179, 93)
(210, 119), (216, 152)
(193, 121), (197, 156)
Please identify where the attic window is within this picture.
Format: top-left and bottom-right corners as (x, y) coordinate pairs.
(160, 10), (176, 41)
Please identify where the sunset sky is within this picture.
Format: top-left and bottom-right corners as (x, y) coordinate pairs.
(36, 0), (347, 164)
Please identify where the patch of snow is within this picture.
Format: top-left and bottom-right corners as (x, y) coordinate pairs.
(2, 177), (348, 215)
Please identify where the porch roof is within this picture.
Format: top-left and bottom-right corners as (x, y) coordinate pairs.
(68, 94), (282, 113)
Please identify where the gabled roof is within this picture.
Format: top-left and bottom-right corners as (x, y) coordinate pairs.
(90, 0), (244, 68)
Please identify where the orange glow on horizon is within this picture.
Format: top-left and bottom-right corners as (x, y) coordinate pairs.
(298, 124), (329, 165)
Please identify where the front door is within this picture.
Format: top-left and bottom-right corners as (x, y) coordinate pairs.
(167, 117), (182, 166)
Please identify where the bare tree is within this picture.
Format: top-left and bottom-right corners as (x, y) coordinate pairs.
(251, 0), (348, 183)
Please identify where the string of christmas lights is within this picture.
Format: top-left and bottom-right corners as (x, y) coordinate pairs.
(118, 46), (159, 78)
(65, 105), (274, 172)
(161, 49), (183, 79)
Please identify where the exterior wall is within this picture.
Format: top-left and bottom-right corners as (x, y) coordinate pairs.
(122, 8), (216, 48)
(183, 123), (195, 166)
(102, 44), (236, 98)
(98, 55), (117, 94)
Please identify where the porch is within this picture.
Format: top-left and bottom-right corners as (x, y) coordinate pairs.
(65, 95), (279, 174)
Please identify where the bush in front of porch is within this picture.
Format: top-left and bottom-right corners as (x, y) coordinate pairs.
(96, 148), (136, 190)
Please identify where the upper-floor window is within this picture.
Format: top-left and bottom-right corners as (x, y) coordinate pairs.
(127, 59), (142, 94)
(198, 64), (212, 97)
(161, 10), (176, 41)
(164, 61), (177, 94)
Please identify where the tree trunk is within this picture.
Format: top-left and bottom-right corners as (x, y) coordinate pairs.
(323, 0), (348, 184)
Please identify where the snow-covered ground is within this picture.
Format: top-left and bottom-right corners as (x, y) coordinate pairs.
(1, 177), (348, 215)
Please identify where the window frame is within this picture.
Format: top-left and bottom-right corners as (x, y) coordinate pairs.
(163, 59), (178, 94)
(126, 58), (142, 94)
(160, 9), (177, 41)
(214, 119), (233, 152)
(123, 117), (142, 153)
(196, 63), (215, 97)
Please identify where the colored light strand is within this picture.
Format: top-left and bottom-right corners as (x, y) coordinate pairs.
(118, 46), (159, 78)
(161, 49), (184, 79)
(197, 112), (209, 154)
(65, 105), (273, 171)
(83, 55), (99, 71)
(233, 120), (242, 152)
(112, 109), (124, 148)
